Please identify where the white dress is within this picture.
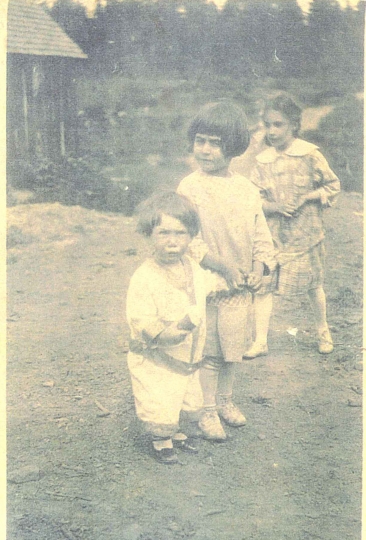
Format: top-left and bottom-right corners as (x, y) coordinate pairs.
(126, 255), (211, 437)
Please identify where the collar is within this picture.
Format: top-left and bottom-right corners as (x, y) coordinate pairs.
(256, 139), (318, 164)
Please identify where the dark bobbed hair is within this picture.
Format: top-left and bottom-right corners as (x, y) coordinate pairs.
(136, 190), (200, 238)
(263, 93), (302, 137)
(188, 101), (250, 158)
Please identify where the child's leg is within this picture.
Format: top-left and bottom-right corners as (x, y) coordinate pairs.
(200, 363), (219, 408)
(214, 302), (247, 426)
(216, 363), (246, 426)
(308, 285), (333, 353)
(199, 360), (227, 441)
(243, 293), (273, 358)
(308, 285), (328, 331)
(217, 361), (236, 396)
(254, 292), (273, 345)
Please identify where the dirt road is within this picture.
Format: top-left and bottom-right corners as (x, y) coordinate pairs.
(7, 191), (362, 540)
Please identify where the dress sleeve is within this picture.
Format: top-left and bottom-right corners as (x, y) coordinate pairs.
(126, 270), (166, 343)
(252, 196), (277, 272)
(310, 150), (341, 207)
(177, 179), (210, 263)
(250, 165), (272, 202)
(186, 233), (209, 263)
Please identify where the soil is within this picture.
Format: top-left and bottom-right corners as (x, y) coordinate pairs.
(7, 191), (363, 540)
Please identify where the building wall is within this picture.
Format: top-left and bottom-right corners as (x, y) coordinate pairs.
(7, 54), (80, 163)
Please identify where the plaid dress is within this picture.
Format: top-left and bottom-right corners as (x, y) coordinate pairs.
(250, 139), (340, 295)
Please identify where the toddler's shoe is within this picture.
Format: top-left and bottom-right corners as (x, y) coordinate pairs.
(242, 342), (268, 359)
(318, 328), (334, 354)
(199, 410), (227, 441)
(152, 446), (178, 464)
(174, 437), (199, 454)
(218, 401), (246, 427)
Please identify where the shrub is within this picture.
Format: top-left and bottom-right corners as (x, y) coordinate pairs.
(303, 97), (363, 193)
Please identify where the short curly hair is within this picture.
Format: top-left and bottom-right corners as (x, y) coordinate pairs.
(264, 93), (302, 137)
(187, 101), (250, 158)
(136, 190), (200, 238)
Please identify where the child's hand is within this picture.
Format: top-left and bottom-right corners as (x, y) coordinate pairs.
(246, 272), (262, 292)
(276, 202), (298, 218)
(223, 265), (247, 290)
(157, 322), (189, 346)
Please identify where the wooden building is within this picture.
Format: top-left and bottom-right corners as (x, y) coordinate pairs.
(7, 0), (87, 163)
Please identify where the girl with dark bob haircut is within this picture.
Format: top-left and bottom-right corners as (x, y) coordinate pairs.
(178, 101), (276, 442)
(136, 190), (200, 238)
(187, 101), (250, 158)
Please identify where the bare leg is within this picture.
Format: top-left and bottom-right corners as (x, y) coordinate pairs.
(243, 293), (273, 358)
(199, 365), (219, 408)
(199, 362), (227, 440)
(308, 286), (328, 332)
(217, 362), (236, 396)
(308, 286), (333, 353)
(254, 293), (273, 345)
(217, 363), (246, 426)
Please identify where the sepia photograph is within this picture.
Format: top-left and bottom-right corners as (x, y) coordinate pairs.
(6, 0), (363, 538)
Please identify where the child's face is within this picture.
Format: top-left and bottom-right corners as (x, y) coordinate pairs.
(193, 134), (231, 176)
(263, 110), (295, 151)
(151, 214), (191, 265)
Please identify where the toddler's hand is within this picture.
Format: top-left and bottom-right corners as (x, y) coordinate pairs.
(157, 322), (189, 346)
(246, 272), (262, 292)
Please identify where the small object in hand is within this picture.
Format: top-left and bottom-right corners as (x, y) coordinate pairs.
(177, 315), (196, 332)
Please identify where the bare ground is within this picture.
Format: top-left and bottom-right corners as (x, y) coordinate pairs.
(7, 191), (363, 540)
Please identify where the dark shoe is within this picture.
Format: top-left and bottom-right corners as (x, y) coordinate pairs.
(152, 447), (178, 464)
(174, 438), (199, 454)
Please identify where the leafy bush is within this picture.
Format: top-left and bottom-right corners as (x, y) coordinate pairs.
(303, 97), (363, 192)
(7, 151), (184, 215)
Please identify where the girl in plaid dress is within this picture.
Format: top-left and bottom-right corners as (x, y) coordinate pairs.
(178, 102), (275, 441)
(244, 94), (340, 358)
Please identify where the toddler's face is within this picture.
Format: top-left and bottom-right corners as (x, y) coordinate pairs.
(193, 133), (231, 176)
(151, 214), (191, 265)
(263, 110), (295, 151)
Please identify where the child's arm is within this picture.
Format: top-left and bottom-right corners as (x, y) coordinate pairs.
(251, 165), (298, 217)
(262, 200), (298, 218)
(201, 253), (246, 290)
(251, 199), (277, 280)
(156, 322), (190, 346)
(157, 306), (202, 345)
(185, 233), (209, 263)
(127, 273), (167, 344)
(247, 260), (264, 292)
(297, 151), (341, 209)
(127, 271), (196, 347)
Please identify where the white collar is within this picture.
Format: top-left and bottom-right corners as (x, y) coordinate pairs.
(256, 139), (318, 164)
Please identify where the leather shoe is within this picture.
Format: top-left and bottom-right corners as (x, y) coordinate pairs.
(174, 438), (199, 454)
(152, 447), (178, 464)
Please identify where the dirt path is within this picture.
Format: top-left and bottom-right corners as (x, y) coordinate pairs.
(7, 192), (362, 540)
